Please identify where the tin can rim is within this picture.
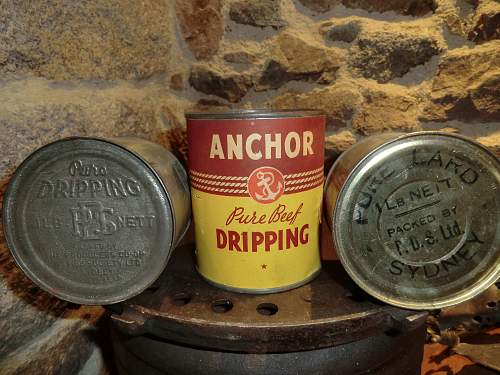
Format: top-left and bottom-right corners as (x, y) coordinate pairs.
(103, 136), (181, 250)
(2, 136), (176, 305)
(185, 109), (325, 119)
(324, 132), (403, 232)
(331, 131), (500, 310)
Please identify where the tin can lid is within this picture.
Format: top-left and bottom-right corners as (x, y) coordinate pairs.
(333, 132), (500, 310)
(3, 138), (174, 305)
(185, 109), (325, 119)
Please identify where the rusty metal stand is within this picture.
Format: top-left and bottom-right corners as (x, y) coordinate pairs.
(109, 245), (427, 375)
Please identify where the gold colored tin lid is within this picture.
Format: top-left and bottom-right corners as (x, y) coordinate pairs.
(332, 132), (500, 310)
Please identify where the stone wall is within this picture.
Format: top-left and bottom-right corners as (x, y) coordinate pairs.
(0, 0), (498, 374)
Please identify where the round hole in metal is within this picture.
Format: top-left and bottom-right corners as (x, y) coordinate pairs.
(172, 292), (191, 306)
(256, 303), (278, 316)
(211, 299), (233, 313)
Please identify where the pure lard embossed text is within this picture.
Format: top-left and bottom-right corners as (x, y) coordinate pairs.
(353, 148), (486, 280)
(353, 149), (480, 225)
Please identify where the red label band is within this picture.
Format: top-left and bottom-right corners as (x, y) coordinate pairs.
(187, 116), (325, 197)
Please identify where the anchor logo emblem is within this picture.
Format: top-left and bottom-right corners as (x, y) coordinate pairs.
(248, 167), (285, 204)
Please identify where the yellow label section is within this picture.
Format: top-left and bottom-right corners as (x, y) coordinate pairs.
(191, 186), (322, 290)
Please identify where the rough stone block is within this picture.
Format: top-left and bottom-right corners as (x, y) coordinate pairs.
(423, 41), (500, 122)
(229, 0), (287, 29)
(322, 21), (361, 43)
(469, 0), (500, 43)
(223, 51), (258, 64)
(349, 29), (441, 83)
(256, 33), (343, 90)
(352, 86), (422, 134)
(271, 85), (361, 129)
(175, 0), (223, 60)
(0, 0), (172, 80)
(189, 65), (252, 102)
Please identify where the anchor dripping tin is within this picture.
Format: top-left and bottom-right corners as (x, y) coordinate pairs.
(187, 110), (325, 293)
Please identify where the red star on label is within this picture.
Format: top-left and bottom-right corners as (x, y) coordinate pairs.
(261, 264), (267, 270)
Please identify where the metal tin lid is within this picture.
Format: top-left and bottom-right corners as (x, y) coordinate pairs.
(3, 138), (174, 305)
(185, 109), (325, 119)
(333, 132), (500, 310)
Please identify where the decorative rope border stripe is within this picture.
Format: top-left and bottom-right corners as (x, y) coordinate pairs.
(285, 172), (324, 185)
(190, 170), (247, 181)
(284, 166), (323, 179)
(191, 181), (248, 194)
(190, 166), (323, 194)
(190, 175), (247, 188)
(190, 166), (323, 181)
(284, 179), (323, 192)
(191, 180), (322, 194)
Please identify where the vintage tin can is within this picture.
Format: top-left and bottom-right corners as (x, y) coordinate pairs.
(187, 110), (325, 293)
(325, 132), (500, 310)
(3, 137), (191, 305)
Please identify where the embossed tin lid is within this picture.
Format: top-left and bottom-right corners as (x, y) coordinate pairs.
(332, 132), (500, 310)
(3, 138), (175, 305)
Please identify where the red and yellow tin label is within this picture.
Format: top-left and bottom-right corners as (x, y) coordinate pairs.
(187, 113), (325, 292)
